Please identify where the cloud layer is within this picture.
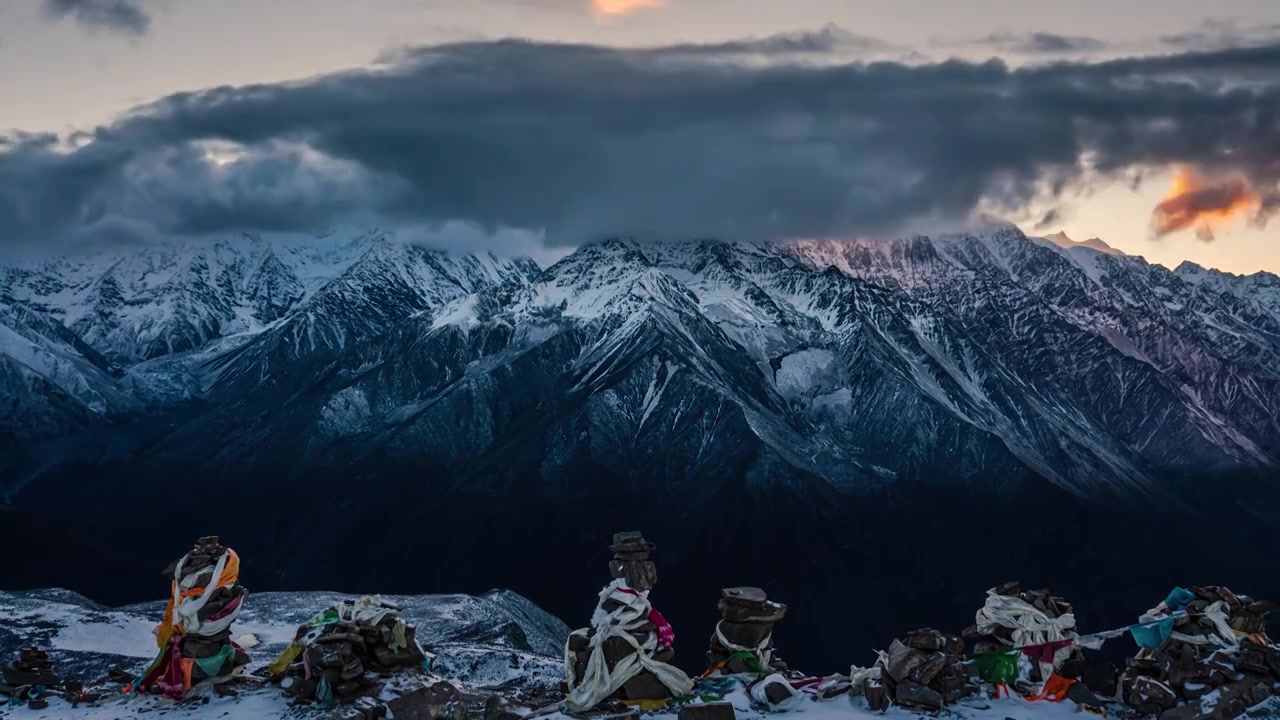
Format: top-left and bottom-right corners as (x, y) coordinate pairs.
(1151, 167), (1262, 242)
(41, 0), (150, 36)
(2, 33), (1280, 252)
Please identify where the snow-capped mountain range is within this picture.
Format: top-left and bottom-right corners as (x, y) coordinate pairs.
(4, 223), (1280, 672)
(4, 223), (1277, 495)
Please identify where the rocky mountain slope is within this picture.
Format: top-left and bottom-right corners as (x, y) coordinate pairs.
(3, 224), (1279, 670)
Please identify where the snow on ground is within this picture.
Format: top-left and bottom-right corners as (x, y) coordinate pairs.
(0, 588), (571, 719)
(3, 589), (1279, 719)
(10, 679), (1274, 720)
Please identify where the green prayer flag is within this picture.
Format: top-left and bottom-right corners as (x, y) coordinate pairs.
(968, 650), (1019, 684)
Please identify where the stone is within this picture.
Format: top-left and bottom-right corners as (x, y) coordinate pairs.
(28, 698), (49, 710)
(764, 680), (795, 706)
(603, 636), (639, 667)
(934, 665), (969, 693)
(678, 702), (737, 720)
(386, 682), (468, 720)
(320, 708), (367, 720)
(942, 686), (976, 704)
(1266, 645), (1280, 677)
(1129, 656), (1172, 679)
(621, 671), (671, 701)
(863, 679), (890, 712)
(993, 581), (1022, 597)
(484, 696), (524, 720)
(63, 681), (85, 706)
(354, 697), (388, 719)
(716, 620), (773, 650)
(1159, 680), (1274, 720)
(717, 599), (787, 624)
(908, 652), (948, 686)
(1127, 676), (1178, 715)
(2, 669), (57, 687)
(610, 531), (655, 554)
(721, 587), (768, 608)
(283, 675), (317, 699)
(609, 560), (657, 592)
(885, 640), (927, 683)
(943, 636), (965, 657)
(214, 683), (238, 698)
(905, 629), (945, 652)
(1066, 681), (1105, 709)
(894, 680), (944, 712)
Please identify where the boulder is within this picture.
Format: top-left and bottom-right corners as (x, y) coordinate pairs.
(894, 680), (944, 712)
(862, 679), (890, 712)
(885, 640), (927, 683)
(386, 681), (468, 720)
(1158, 680), (1274, 720)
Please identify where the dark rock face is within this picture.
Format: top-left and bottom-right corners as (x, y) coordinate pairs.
(4, 230), (1280, 674)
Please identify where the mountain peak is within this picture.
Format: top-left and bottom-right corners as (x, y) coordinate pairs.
(1042, 231), (1122, 256)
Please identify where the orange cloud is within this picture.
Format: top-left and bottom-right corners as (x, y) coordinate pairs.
(1151, 166), (1261, 242)
(591, 0), (666, 17)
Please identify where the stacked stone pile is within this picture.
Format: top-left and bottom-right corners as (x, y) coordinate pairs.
(565, 532), (693, 710)
(866, 628), (977, 713)
(706, 587), (787, 675)
(964, 581), (1086, 683)
(0, 648), (59, 708)
(278, 597), (430, 706)
(1118, 586), (1278, 719)
(165, 536), (251, 687)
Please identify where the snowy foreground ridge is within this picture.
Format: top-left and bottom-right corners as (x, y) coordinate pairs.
(3, 587), (1279, 720)
(0, 588), (567, 718)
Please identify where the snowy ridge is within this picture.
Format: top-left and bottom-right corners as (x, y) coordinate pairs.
(0, 586), (571, 713)
(2, 225), (1280, 501)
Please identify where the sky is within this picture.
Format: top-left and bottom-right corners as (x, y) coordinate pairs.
(1, 0), (1278, 274)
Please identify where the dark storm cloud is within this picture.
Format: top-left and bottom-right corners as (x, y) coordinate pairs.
(42, 0), (151, 36)
(3, 34), (1280, 250)
(652, 25), (893, 57)
(1034, 209), (1063, 230)
(978, 31), (1107, 55)
(1159, 19), (1280, 52)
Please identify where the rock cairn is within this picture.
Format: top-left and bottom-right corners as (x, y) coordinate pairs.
(177, 537), (250, 684)
(136, 536), (250, 697)
(567, 531), (672, 700)
(564, 531), (693, 711)
(868, 629), (976, 713)
(706, 587), (787, 675)
(1119, 586), (1277, 719)
(277, 596), (430, 708)
(3, 648), (57, 687)
(0, 648), (59, 708)
(964, 581), (1084, 683)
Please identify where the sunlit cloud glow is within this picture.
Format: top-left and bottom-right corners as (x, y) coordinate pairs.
(1151, 166), (1262, 242)
(591, 0), (666, 18)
